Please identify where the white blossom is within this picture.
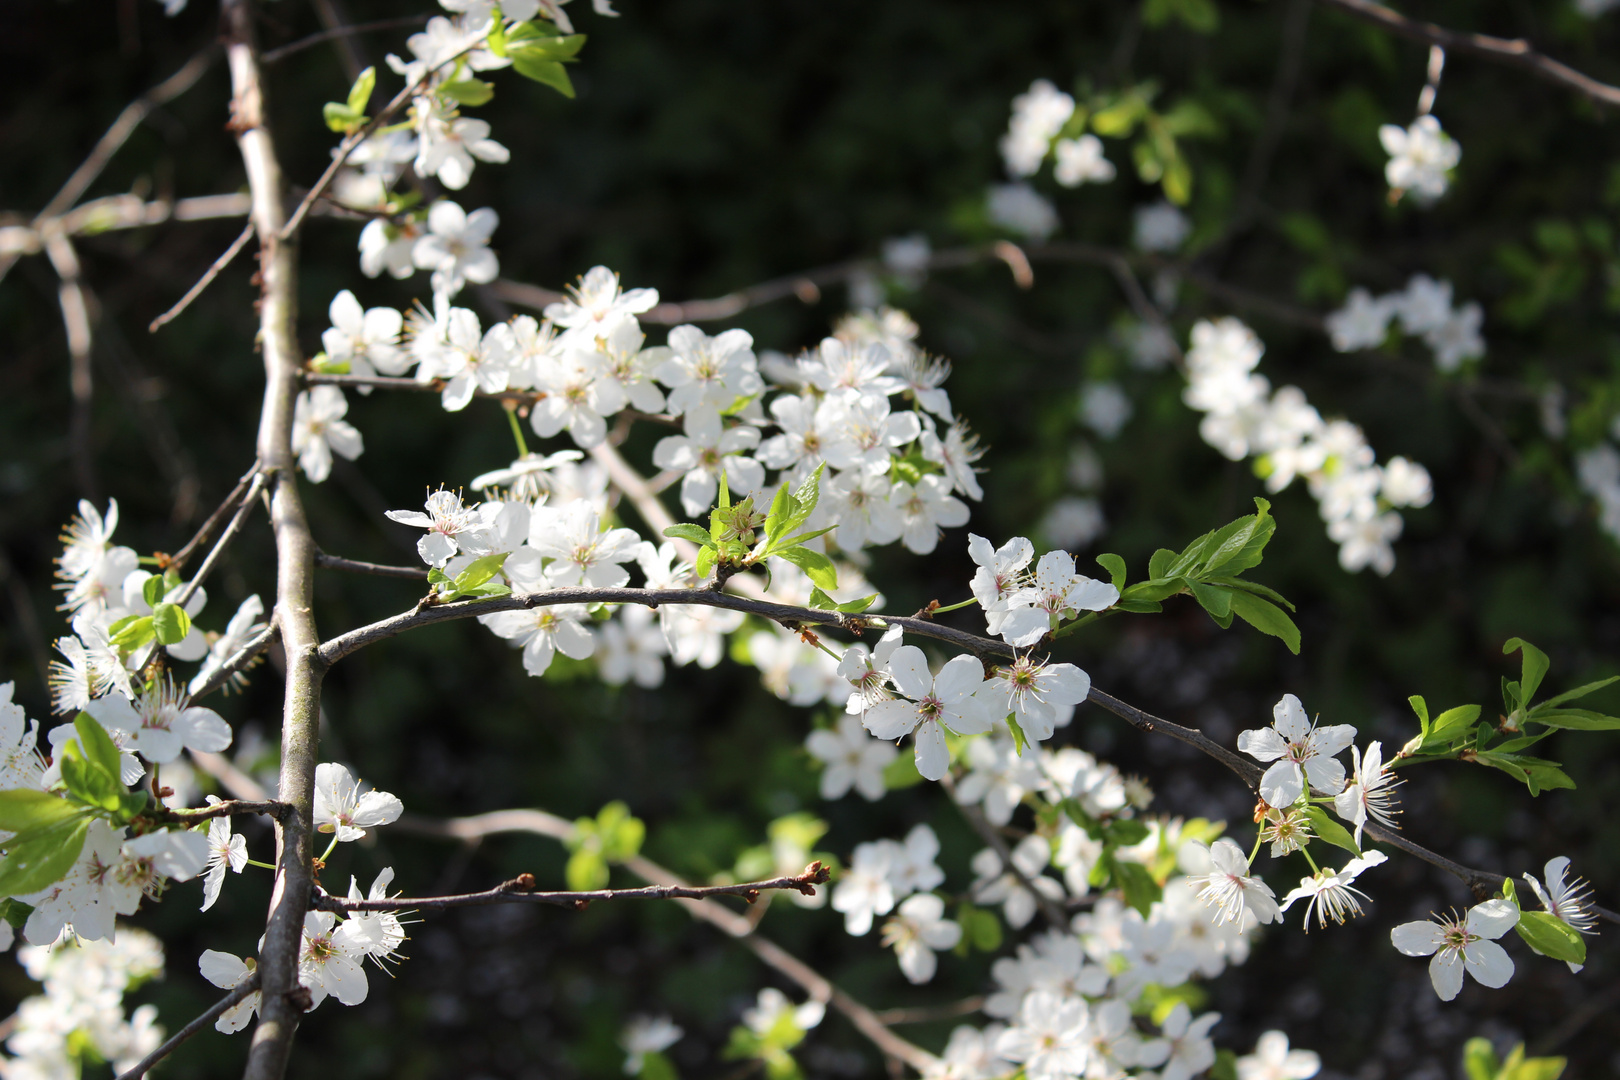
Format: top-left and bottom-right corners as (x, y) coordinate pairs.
(881, 893), (962, 983)
(1278, 849), (1388, 929)
(312, 762), (403, 842)
(1053, 134), (1115, 187)
(545, 265), (659, 337)
(292, 386), (364, 483)
(1134, 201), (1190, 252)
(411, 200), (499, 299)
(1236, 693), (1355, 808)
(1000, 79), (1074, 177)
(1332, 740), (1402, 846)
(1380, 115), (1460, 203)
(200, 802), (249, 911)
(199, 950), (261, 1033)
(651, 409), (764, 516)
(1390, 898), (1518, 1000)
(1325, 287), (1395, 352)
(862, 647), (991, 780)
(805, 712), (896, 801)
(1236, 1031), (1320, 1080)
(411, 98), (510, 191)
(1522, 856), (1597, 971)
(85, 679), (232, 764)
(322, 290), (406, 378)
(995, 990), (1090, 1080)
(988, 183), (1059, 241)
(1192, 837), (1281, 925)
(621, 1015), (682, 1075)
(890, 475), (970, 555)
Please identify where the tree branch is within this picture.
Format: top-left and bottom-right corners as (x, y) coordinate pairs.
(315, 586), (1014, 668)
(165, 462), (262, 574)
(148, 221), (256, 333)
(188, 622), (280, 701)
(221, 5), (328, 1078)
(313, 550), (429, 579)
(947, 777), (1070, 928)
(1318, 0), (1620, 110)
(260, 15), (430, 64)
(158, 798), (291, 825)
(113, 973), (261, 1080)
(391, 810), (939, 1074)
(311, 864), (831, 912)
(169, 468), (268, 610)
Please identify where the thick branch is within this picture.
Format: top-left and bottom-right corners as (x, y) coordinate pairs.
(392, 810), (938, 1073)
(113, 973), (261, 1080)
(1318, 0), (1620, 110)
(222, 4), (327, 1079)
(312, 864), (830, 912)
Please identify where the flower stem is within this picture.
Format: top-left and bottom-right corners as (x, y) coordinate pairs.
(505, 405), (529, 457)
(246, 858), (279, 871)
(319, 835), (340, 865)
(931, 597), (979, 615)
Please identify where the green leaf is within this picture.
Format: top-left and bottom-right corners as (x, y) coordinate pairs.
(73, 711), (126, 782)
(639, 1051), (679, 1080)
(512, 54), (576, 97)
(322, 102), (363, 133)
(1115, 599), (1165, 614)
(882, 751), (924, 790)
(764, 482), (795, 545)
(1104, 819), (1150, 846)
(509, 33), (586, 62)
(1463, 1038), (1500, 1080)
(1409, 695), (1431, 736)
(108, 614), (155, 650)
(1111, 857), (1161, 916)
(1210, 1050), (1240, 1080)
(1515, 910), (1587, 965)
(345, 65), (376, 115)
(694, 545), (717, 580)
(1122, 578), (1184, 603)
(453, 552), (511, 592)
(1005, 713), (1029, 756)
(1474, 751), (1528, 784)
(440, 78), (495, 107)
(783, 463), (825, 538)
(0, 789), (84, 834)
(151, 602), (192, 646)
(1228, 590), (1301, 654)
(836, 593), (878, 614)
(1535, 675), (1619, 710)
(807, 587), (837, 611)
(60, 750), (122, 813)
(0, 817), (92, 897)
(1188, 581), (1232, 620)
(1521, 764), (1576, 795)
(774, 525), (837, 549)
(0, 898), (34, 931)
(774, 546), (837, 591)
(1205, 576), (1296, 612)
(1204, 499), (1274, 577)
(565, 849), (608, 891)
(1096, 554), (1127, 592)
(1424, 704), (1481, 747)
(142, 574), (165, 610)
(663, 523), (717, 549)
(1499, 1045), (1567, 1080)
(1304, 805), (1361, 856)
(1504, 638), (1551, 705)
(1147, 548), (1177, 580)
(1525, 709), (1620, 731)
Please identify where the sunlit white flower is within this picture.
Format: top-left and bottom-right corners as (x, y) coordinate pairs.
(1390, 898), (1517, 1000)
(358, 217), (421, 280)
(920, 421), (986, 502)
(412, 200), (499, 298)
(1426, 301), (1485, 371)
(890, 475), (970, 556)
(995, 990), (1090, 1080)
(1158, 1002), (1221, 1080)
(651, 408), (764, 516)
(1333, 740), (1402, 846)
(0, 681), (44, 791)
(480, 605), (595, 677)
(201, 802), (249, 911)
(85, 679), (232, 764)
(823, 469), (903, 551)
(199, 950), (262, 1033)
(1000, 79), (1074, 177)
(190, 594), (270, 696)
(1523, 856), (1597, 972)
(544, 265), (659, 336)
(806, 712), (896, 801)
(312, 762), (403, 842)
(621, 1015), (682, 1076)
(1236, 693), (1355, 808)
(862, 646), (990, 780)
(56, 498), (121, 581)
(322, 290), (406, 378)
(994, 549), (1119, 649)
(881, 893), (962, 983)
(527, 500), (645, 587)
(971, 836), (1064, 930)
(292, 386), (364, 483)
(1380, 115), (1460, 203)
(1278, 849), (1388, 929)
(595, 607), (667, 688)
(1193, 837), (1281, 925)
(386, 488), (492, 566)
(341, 867), (409, 969)
(299, 910), (370, 1008)
(742, 987), (824, 1036)
(832, 840), (897, 935)
(1236, 1031), (1319, 1080)
(412, 97), (510, 191)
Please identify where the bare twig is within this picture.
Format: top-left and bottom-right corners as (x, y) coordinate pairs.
(948, 779), (1069, 928)
(188, 622), (279, 702)
(312, 864), (830, 912)
(190, 748), (270, 802)
(261, 15), (429, 64)
(874, 997), (987, 1026)
(168, 468), (268, 610)
(314, 551), (429, 579)
(148, 221), (256, 332)
(392, 810), (939, 1074)
(41, 228), (98, 499)
(166, 462), (262, 574)
(1318, 0), (1620, 110)
(113, 973), (261, 1080)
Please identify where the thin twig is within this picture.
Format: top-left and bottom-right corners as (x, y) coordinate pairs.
(166, 462), (262, 574)
(873, 997), (987, 1026)
(112, 973), (261, 1080)
(168, 468), (268, 609)
(312, 864), (831, 912)
(1318, 0), (1620, 110)
(148, 221), (256, 332)
(391, 810), (939, 1073)
(189, 622), (280, 701)
(40, 229), (98, 499)
(260, 15), (429, 64)
(314, 550), (429, 579)
(948, 779), (1069, 928)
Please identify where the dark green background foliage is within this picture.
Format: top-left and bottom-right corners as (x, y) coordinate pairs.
(2, 0), (1619, 1076)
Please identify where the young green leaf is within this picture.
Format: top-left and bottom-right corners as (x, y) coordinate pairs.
(440, 78), (495, 107)
(453, 552), (511, 593)
(72, 714), (124, 787)
(1424, 704), (1481, 746)
(775, 546), (838, 591)
(807, 587), (837, 611)
(1005, 713), (1029, 756)
(1228, 590), (1301, 654)
(151, 602), (192, 646)
(1535, 675), (1620, 711)
(0, 817), (92, 897)
(108, 615), (156, 651)
(142, 574), (166, 610)
(1096, 553), (1127, 592)
(836, 593), (878, 614)
(1147, 548), (1177, 580)
(0, 789), (84, 834)
(663, 523), (717, 549)
(512, 55), (576, 97)
(1514, 910), (1587, 965)
(1304, 806), (1360, 856)
(1504, 638), (1551, 706)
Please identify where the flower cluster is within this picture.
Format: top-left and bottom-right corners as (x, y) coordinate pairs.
(2, 928), (165, 1078)
(1324, 274), (1485, 372)
(1182, 318), (1434, 575)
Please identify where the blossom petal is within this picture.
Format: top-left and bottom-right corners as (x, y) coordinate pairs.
(863, 699), (920, 740)
(1464, 938), (1514, 988)
(1465, 898), (1520, 941)
(1390, 920), (1444, 957)
(1272, 694), (1310, 741)
(1259, 761), (1303, 808)
(885, 645), (933, 700)
(913, 719), (950, 781)
(1236, 727), (1289, 763)
(1428, 949), (1465, 1000)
